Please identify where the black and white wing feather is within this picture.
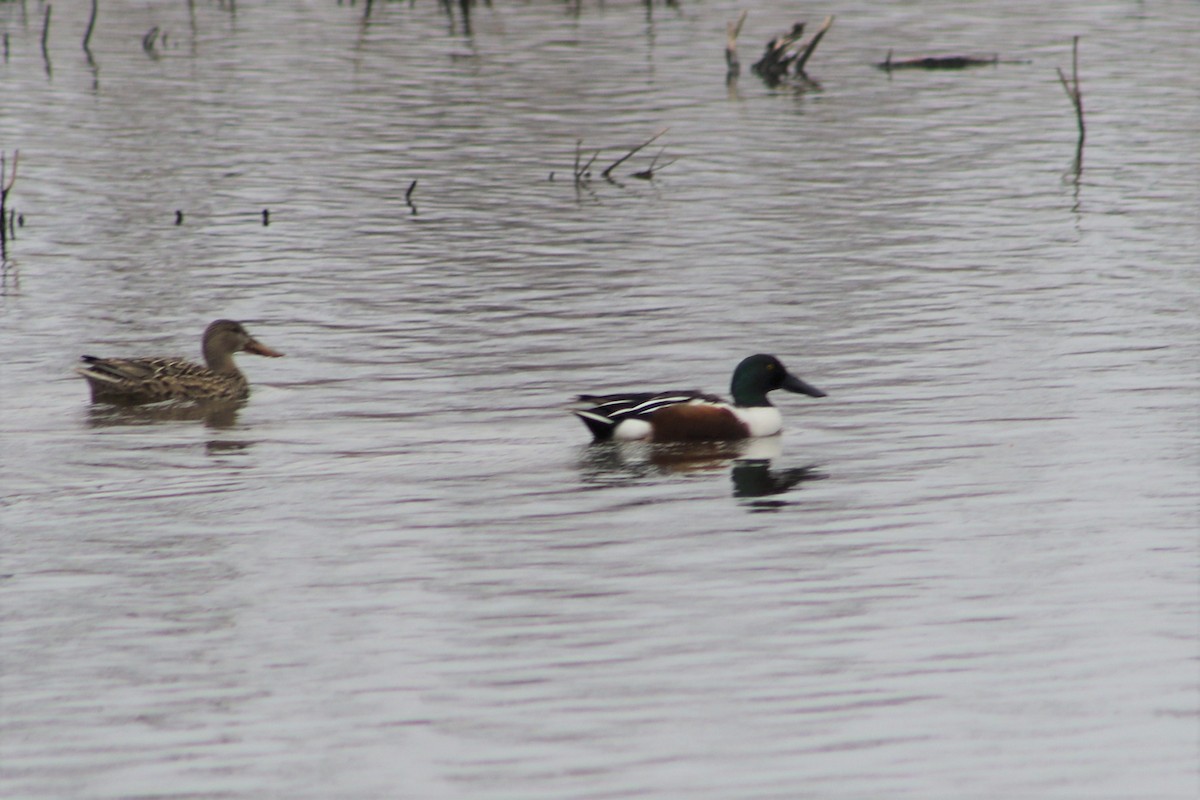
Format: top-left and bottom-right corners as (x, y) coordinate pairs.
(572, 390), (722, 440)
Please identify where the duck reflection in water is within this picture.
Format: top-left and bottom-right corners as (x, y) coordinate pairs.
(85, 399), (244, 431)
(577, 436), (823, 505)
(85, 401), (255, 456)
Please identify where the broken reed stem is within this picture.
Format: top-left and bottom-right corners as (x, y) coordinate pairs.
(1, 150), (17, 259)
(574, 139), (599, 184)
(405, 179), (418, 214)
(601, 128), (668, 180)
(768, 23), (805, 63)
(1056, 36), (1085, 146)
(41, 5), (52, 54)
(83, 0), (98, 53)
(142, 26), (160, 52)
(794, 15), (834, 73)
(3, 151), (18, 196)
(632, 148), (676, 180)
(725, 10), (748, 77)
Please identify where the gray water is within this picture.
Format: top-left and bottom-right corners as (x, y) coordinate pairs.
(2, 1), (1198, 798)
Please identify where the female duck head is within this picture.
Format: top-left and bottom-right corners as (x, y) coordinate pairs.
(202, 319), (284, 373)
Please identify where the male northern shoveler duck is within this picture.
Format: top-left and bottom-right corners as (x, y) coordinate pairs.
(572, 354), (826, 442)
(76, 319), (283, 404)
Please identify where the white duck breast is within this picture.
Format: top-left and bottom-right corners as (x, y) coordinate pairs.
(731, 405), (784, 437)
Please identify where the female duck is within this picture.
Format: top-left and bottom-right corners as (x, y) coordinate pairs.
(76, 319), (283, 404)
(573, 354), (825, 442)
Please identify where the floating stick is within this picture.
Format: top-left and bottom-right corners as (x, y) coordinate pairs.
(601, 128), (668, 180)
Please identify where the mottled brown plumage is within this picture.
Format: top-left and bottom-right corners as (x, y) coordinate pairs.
(76, 320), (283, 405)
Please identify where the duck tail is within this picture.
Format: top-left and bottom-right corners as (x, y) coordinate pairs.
(75, 356), (123, 385)
(572, 409), (616, 441)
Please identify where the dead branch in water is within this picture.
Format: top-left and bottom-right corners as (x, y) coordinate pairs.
(573, 139), (600, 185)
(725, 10), (748, 81)
(1057, 36), (1085, 173)
(1, 150), (19, 260)
(41, 5), (52, 52)
(752, 15), (833, 87)
(405, 179), (418, 215)
(83, 0), (98, 55)
(631, 148), (677, 181)
(877, 51), (1003, 71)
(40, 5), (52, 76)
(601, 128), (668, 180)
(794, 14), (834, 73)
(143, 26), (161, 57)
(574, 131), (673, 187)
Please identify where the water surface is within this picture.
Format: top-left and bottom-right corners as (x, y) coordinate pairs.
(2, 1), (1198, 798)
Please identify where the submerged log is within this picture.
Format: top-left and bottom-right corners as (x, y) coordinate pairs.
(877, 51), (1001, 71)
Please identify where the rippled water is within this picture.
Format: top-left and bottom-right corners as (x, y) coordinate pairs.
(2, 1), (1198, 797)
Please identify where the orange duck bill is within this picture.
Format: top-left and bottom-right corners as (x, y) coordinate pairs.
(244, 339), (284, 358)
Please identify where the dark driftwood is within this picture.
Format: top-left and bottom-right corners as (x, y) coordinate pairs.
(752, 15), (833, 86)
(877, 51), (1002, 71)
